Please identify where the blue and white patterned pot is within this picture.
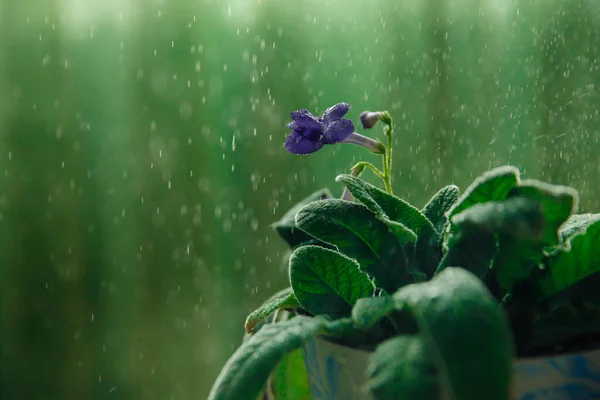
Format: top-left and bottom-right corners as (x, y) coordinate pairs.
(302, 337), (600, 400)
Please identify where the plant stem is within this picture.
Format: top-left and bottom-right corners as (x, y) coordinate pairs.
(351, 161), (385, 180)
(381, 112), (394, 194)
(347, 112), (394, 195)
(381, 151), (392, 194)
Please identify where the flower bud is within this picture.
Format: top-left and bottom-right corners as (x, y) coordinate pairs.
(359, 111), (382, 129)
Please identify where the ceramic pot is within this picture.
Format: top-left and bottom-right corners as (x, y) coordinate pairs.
(302, 337), (600, 400)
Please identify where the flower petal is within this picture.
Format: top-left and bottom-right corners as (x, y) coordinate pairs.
(291, 109), (323, 132)
(322, 118), (354, 144)
(322, 103), (350, 123)
(284, 132), (324, 154)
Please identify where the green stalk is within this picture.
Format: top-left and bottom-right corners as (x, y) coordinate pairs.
(381, 112), (394, 194)
(347, 112), (394, 195)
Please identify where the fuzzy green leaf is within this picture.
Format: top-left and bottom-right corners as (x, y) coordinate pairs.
(507, 179), (577, 247)
(538, 218), (600, 299)
(351, 296), (396, 330)
(422, 185), (460, 234)
(208, 316), (326, 400)
(447, 165), (520, 219)
(451, 197), (545, 240)
(368, 268), (513, 400)
(436, 231), (496, 279)
(245, 288), (301, 333)
(384, 220), (418, 245)
(368, 335), (439, 399)
(336, 174), (439, 278)
(272, 188), (332, 248)
(559, 213), (600, 241)
(445, 197), (544, 287)
(296, 200), (413, 292)
(289, 246), (375, 319)
(335, 174), (436, 237)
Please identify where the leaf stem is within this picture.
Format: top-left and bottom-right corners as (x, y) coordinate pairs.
(351, 161), (385, 180)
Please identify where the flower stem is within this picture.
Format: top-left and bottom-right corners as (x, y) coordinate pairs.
(381, 112), (394, 194)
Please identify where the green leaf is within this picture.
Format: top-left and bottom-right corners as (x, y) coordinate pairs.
(559, 213), (600, 241)
(421, 184), (460, 234)
(245, 288), (301, 333)
(335, 174), (436, 237)
(335, 174), (438, 278)
(447, 165), (520, 219)
(367, 335), (439, 400)
(384, 219), (418, 246)
(368, 268), (514, 400)
(351, 296), (395, 330)
(272, 188), (332, 248)
(295, 199), (413, 292)
(538, 218), (600, 299)
(451, 197), (545, 240)
(507, 179), (577, 246)
(315, 317), (388, 350)
(208, 316), (326, 400)
(269, 348), (312, 400)
(436, 231), (496, 279)
(289, 246), (375, 319)
(443, 197), (545, 286)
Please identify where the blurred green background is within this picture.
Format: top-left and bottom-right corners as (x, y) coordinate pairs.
(0, 0), (599, 398)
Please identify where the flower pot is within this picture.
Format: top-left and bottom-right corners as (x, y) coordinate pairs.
(513, 349), (600, 399)
(302, 336), (372, 400)
(302, 337), (600, 400)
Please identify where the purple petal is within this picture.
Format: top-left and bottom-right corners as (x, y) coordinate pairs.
(291, 109), (323, 131)
(322, 119), (354, 144)
(322, 103), (350, 123)
(284, 132), (324, 154)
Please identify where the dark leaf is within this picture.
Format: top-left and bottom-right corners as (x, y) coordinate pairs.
(447, 197), (545, 290)
(436, 231), (496, 279)
(296, 200), (413, 292)
(507, 179), (577, 247)
(272, 188), (333, 248)
(538, 219), (600, 300)
(336, 175), (439, 278)
(351, 296), (395, 330)
(451, 197), (544, 240)
(289, 246), (375, 319)
(335, 174), (436, 237)
(368, 268), (514, 400)
(367, 335), (439, 400)
(422, 184), (460, 234)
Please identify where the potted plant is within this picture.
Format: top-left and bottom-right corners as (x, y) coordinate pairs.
(208, 103), (600, 400)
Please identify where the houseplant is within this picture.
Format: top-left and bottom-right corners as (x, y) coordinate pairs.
(208, 103), (600, 400)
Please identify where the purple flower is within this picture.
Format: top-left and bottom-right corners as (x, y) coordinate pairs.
(284, 103), (384, 155)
